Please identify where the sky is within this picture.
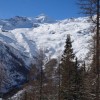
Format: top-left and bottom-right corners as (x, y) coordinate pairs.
(0, 0), (81, 20)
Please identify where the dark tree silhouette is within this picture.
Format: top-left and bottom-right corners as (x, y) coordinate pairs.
(78, 0), (100, 99)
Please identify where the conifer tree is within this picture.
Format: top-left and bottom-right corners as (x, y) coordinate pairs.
(60, 34), (75, 99)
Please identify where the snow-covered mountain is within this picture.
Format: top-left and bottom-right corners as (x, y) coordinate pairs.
(0, 15), (93, 93)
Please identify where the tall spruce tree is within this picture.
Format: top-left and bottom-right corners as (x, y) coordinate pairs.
(60, 34), (75, 100)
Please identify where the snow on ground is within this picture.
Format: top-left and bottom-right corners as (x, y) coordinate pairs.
(0, 15), (93, 99)
(0, 16), (92, 65)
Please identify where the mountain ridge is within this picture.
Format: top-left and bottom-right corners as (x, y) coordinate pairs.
(0, 15), (93, 93)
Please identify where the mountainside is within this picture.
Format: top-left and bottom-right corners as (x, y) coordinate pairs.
(0, 15), (93, 93)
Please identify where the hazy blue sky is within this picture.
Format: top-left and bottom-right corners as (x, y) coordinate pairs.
(0, 0), (81, 19)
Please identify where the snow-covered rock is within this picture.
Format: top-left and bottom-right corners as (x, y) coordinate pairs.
(0, 15), (93, 93)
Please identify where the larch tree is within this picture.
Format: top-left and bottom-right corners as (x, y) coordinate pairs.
(37, 49), (45, 100)
(44, 58), (58, 100)
(78, 0), (100, 99)
(23, 49), (45, 100)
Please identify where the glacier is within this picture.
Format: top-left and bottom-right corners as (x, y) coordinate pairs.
(0, 15), (93, 93)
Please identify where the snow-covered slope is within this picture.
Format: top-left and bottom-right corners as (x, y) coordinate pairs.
(0, 15), (93, 93)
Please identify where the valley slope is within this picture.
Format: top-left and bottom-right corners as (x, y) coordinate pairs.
(0, 15), (93, 93)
